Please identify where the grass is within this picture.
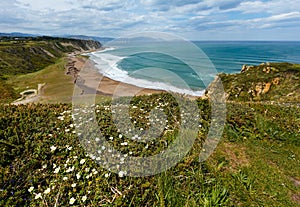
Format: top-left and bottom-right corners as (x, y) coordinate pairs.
(219, 62), (300, 102)
(0, 95), (299, 206)
(6, 58), (74, 103)
(0, 39), (299, 206)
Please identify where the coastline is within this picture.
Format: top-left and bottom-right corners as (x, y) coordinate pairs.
(67, 51), (166, 97)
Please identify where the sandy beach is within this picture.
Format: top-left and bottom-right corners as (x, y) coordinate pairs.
(67, 52), (166, 97)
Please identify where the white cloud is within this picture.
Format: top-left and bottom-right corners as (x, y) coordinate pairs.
(0, 0), (299, 40)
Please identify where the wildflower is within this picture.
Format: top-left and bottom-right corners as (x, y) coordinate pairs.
(48, 134), (53, 137)
(34, 193), (42, 199)
(28, 186), (34, 193)
(101, 146), (106, 150)
(42, 164), (47, 169)
(71, 183), (77, 188)
(66, 145), (73, 151)
(82, 195), (87, 202)
(69, 197), (76, 205)
(76, 173), (81, 179)
(66, 166), (74, 173)
(85, 168), (90, 172)
(65, 129), (70, 133)
(44, 188), (50, 194)
(109, 137), (114, 140)
(63, 176), (68, 181)
(80, 159), (85, 164)
(50, 146), (57, 152)
(105, 173), (110, 178)
(121, 142), (128, 146)
(119, 134), (123, 138)
(54, 167), (60, 174)
(118, 171), (126, 177)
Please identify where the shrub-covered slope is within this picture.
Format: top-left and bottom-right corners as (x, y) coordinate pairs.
(219, 62), (300, 102)
(0, 36), (101, 76)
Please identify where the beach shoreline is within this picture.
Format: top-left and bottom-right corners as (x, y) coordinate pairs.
(67, 51), (168, 97)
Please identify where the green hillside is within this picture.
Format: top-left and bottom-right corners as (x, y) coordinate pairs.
(0, 39), (299, 206)
(219, 62), (300, 102)
(0, 36), (101, 76)
(0, 36), (101, 103)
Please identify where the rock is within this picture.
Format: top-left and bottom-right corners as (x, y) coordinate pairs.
(263, 67), (271, 74)
(262, 82), (272, 94)
(241, 64), (248, 73)
(272, 77), (280, 85)
(255, 82), (263, 96)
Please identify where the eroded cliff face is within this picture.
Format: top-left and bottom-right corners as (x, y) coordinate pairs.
(207, 62), (300, 102)
(0, 37), (102, 75)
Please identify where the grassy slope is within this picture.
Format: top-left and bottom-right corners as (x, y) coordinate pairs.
(0, 39), (299, 206)
(0, 96), (299, 206)
(219, 62), (300, 102)
(7, 58), (74, 103)
(0, 37), (101, 103)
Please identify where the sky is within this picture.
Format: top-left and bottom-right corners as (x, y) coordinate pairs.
(1, 0), (300, 40)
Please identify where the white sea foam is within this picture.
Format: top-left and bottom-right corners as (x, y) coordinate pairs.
(88, 48), (205, 97)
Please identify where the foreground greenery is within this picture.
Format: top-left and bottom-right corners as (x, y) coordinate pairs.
(0, 93), (299, 206)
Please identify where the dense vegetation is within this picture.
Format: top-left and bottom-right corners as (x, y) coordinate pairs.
(0, 37), (299, 206)
(219, 62), (300, 102)
(0, 93), (299, 206)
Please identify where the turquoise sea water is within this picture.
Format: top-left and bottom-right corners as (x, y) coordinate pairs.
(89, 41), (300, 96)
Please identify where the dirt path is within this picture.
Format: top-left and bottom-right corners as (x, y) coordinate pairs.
(12, 83), (45, 105)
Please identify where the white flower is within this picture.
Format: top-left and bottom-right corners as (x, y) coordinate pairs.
(80, 159), (85, 165)
(28, 186), (34, 193)
(119, 134), (123, 138)
(71, 183), (77, 188)
(85, 167), (90, 172)
(63, 176), (68, 181)
(105, 173), (110, 178)
(48, 134), (53, 137)
(44, 188), (50, 194)
(66, 145), (73, 150)
(66, 166), (75, 173)
(42, 164), (47, 169)
(34, 193), (42, 199)
(69, 197), (76, 205)
(82, 195), (87, 202)
(76, 173), (81, 179)
(54, 167), (60, 174)
(118, 171), (126, 177)
(65, 129), (70, 133)
(109, 137), (114, 140)
(101, 146), (106, 150)
(50, 146), (57, 152)
(121, 142), (128, 146)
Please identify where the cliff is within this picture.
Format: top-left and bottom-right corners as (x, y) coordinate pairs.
(215, 62), (300, 102)
(0, 36), (102, 76)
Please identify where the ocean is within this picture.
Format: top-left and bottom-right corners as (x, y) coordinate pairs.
(88, 41), (300, 96)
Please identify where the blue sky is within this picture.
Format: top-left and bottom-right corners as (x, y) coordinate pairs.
(1, 0), (300, 40)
